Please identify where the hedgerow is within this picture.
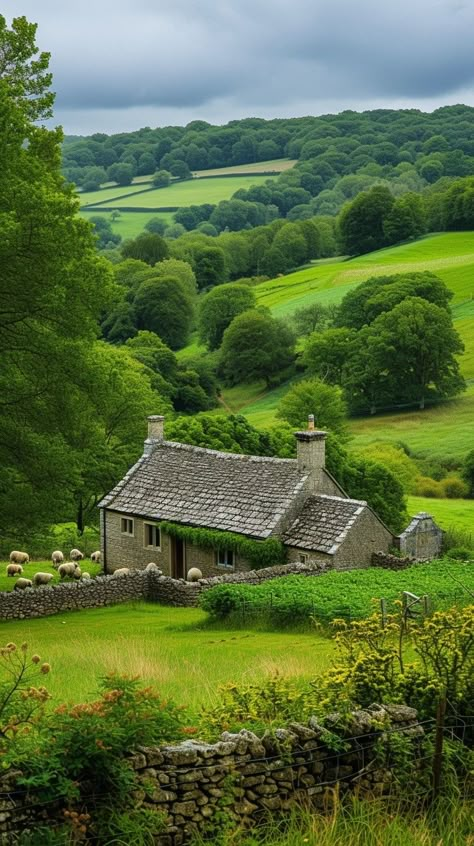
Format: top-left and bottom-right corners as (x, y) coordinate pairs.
(200, 560), (474, 625)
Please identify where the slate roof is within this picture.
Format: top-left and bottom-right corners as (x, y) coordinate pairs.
(282, 494), (366, 554)
(99, 440), (309, 539)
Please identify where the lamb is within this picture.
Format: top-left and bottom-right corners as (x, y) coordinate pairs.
(69, 549), (84, 562)
(58, 562), (80, 579)
(81, 572), (91, 580)
(6, 563), (23, 577)
(9, 551), (29, 565)
(51, 551), (64, 569)
(186, 567), (203, 582)
(111, 567), (130, 577)
(33, 572), (54, 587)
(72, 567), (82, 580)
(14, 578), (33, 590)
(90, 551), (101, 564)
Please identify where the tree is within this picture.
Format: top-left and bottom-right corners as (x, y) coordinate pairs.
(88, 215), (121, 249)
(194, 246), (227, 289)
(165, 413), (271, 455)
(462, 450), (474, 498)
(338, 186), (395, 255)
(152, 170), (171, 188)
(292, 303), (333, 336)
(303, 328), (356, 384)
(199, 283), (256, 350)
(219, 310), (295, 387)
(276, 379), (347, 435)
(145, 217), (167, 235)
(134, 276), (195, 349)
(106, 162), (134, 186)
(81, 166), (107, 191)
(0, 16), (119, 532)
(382, 193), (426, 244)
(121, 232), (169, 266)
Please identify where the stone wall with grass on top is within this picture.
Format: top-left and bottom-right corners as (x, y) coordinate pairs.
(0, 703), (425, 844)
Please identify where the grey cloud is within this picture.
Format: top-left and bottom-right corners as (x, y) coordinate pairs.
(2, 0), (474, 132)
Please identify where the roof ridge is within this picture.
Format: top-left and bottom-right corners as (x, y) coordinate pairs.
(311, 493), (368, 507)
(161, 439), (298, 464)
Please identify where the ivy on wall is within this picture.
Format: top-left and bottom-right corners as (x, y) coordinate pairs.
(159, 521), (287, 569)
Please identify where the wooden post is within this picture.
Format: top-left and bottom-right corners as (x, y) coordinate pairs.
(380, 598), (387, 628)
(432, 696), (447, 798)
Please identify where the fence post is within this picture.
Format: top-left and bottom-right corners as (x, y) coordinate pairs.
(432, 695), (447, 798)
(380, 598), (387, 628)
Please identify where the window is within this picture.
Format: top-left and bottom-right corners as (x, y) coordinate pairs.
(298, 552), (308, 564)
(144, 522), (161, 549)
(217, 548), (234, 569)
(121, 517), (134, 536)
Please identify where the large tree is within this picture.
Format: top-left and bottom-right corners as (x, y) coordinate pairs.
(133, 276), (195, 349)
(276, 379), (348, 435)
(199, 283), (256, 350)
(219, 309), (295, 387)
(0, 15), (113, 532)
(338, 185), (394, 255)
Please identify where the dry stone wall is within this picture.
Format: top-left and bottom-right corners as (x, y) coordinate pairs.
(0, 704), (424, 844)
(0, 561), (329, 621)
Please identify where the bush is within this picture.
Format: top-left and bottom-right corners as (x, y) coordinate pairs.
(413, 476), (443, 497)
(441, 475), (469, 498)
(445, 546), (473, 561)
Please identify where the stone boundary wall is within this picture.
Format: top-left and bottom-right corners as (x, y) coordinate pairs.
(0, 561), (329, 621)
(0, 704), (424, 844)
(371, 551), (414, 570)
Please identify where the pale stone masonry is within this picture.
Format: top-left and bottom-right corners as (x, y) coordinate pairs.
(99, 415), (440, 576)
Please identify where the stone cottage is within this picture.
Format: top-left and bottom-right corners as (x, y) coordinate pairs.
(99, 415), (396, 576)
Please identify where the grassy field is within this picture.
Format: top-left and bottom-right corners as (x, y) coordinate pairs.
(81, 209), (174, 240)
(190, 158), (297, 177)
(78, 182), (150, 207)
(0, 559), (102, 592)
(0, 603), (334, 710)
(407, 496), (474, 536)
(96, 174), (277, 209)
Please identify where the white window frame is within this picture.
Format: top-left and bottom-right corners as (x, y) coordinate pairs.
(216, 548), (235, 569)
(121, 517), (134, 537)
(144, 522), (161, 551)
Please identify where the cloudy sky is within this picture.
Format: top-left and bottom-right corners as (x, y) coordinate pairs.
(4, 0), (474, 135)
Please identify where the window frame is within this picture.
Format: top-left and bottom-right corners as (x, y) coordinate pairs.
(121, 517), (134, 537)
(143, 521), (161, 551)
(216, 548), (235, 569)
(298, 552), (309, 564)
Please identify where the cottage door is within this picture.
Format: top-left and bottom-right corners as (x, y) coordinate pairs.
(170, 536), (186, 579)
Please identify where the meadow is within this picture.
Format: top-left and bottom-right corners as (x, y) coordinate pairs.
(94, 174), (277, 210)
(0, 559), (102, 591)
(407, 495), (474, 536)
(81, 208), (174, 240)
(0, 602), (334, 710)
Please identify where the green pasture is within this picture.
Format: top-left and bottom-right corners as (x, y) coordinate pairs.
(96, 174), (277, 209)
(190, 158), (297, 177)
(407, 496), (474, 537)
(0, 559), (102, 592)
(79, 182), (150, 207)
(81, 209), (174, 240)
(0, 603), (334, 710)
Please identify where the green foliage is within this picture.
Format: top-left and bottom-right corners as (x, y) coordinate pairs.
(219, 309), (295, 387)
(134, 276), (195, 349)
(200, 563), (474, 627)
(353, 443), (419, 494)
(199, 283), (256, 350)
(160, 521), (286, 569)
(122, 231), (169, 265)
(276, 378), (348, 434)
(462, 449), (474, 497)
(152, 169), (171, 188)
(338, 186), (395, 255)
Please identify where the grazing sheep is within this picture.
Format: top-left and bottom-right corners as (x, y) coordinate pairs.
(51, 550), (64, 569)
(14, 578), (33, 590)
(9, 551), (29, 565)
(111, 567), (130, 577)
(58, 562), (79, 579)
(81, 572), (91, 580)
(72, 567), (82, 580)
(187, 567), (203, 582)
(33, 572), (54, 587)
(69, 548), (84, 562)
(7, 563), (23, 577)
(145, 562), (162, 574)
(90, 551), (101, 564)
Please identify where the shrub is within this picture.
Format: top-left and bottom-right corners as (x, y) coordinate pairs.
(413, 476), (443, 497)
(445, 546), (473, 561)
(441, 475), (469, 498)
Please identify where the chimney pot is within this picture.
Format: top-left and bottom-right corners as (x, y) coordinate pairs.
(147, 415), (164, 443)
(308, 414), (315, 430)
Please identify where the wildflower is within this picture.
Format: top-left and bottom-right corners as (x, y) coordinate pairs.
(21, 643), (28, 653)
(6, 643), (16, 652)
(31, 655), (41, 664)
(40, 663), (51, 675)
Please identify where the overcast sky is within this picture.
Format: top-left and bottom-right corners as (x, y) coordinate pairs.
(4, 0), (474, 135)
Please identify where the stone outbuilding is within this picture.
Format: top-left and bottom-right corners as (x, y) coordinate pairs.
(98, 415), (400, 577)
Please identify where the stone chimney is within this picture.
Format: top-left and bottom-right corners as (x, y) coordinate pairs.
(144, 415), (164, 455)
(295, 415), (327, 491)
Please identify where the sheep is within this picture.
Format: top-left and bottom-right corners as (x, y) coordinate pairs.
(145, 562), (162, 574)
(90, 551), (101, 564)
(111, 567), (130, 577)
(9, 551), (29, 565)
(33, 572), (54, 587)
(81, 572), (91, 580)
(14, 578), (33, 590)
(72, 567), (82, 580)
(6, 563), (23, 577)
(187, 567), (203, 582)
(51, 550), (64, 569)
(69, 548), (84, 562)
(58, 562), (80, 579)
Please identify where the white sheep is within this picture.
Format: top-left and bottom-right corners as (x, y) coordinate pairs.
(69, 548), (84, 562)
(73, 567), (82, 580)
(187, 567), (203, 582)
(58, 562), (80, 579)
(6, 563), (23, 577)
(90, 551), (101, 563)
(81, 572), (91, 580)
(33, 572), (54, 587)
(111, 567), (130, 577)
(14, 578), (33, 590)
(51, 550), (64, 569)
(9, 551), (29, 565)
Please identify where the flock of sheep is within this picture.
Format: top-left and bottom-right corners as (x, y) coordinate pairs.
(7, 549), (102, 590)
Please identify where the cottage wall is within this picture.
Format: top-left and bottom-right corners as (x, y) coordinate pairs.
(398, 513), (443, 560)
(102, 510), (252, 577)
(333, 508), (393, 569)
